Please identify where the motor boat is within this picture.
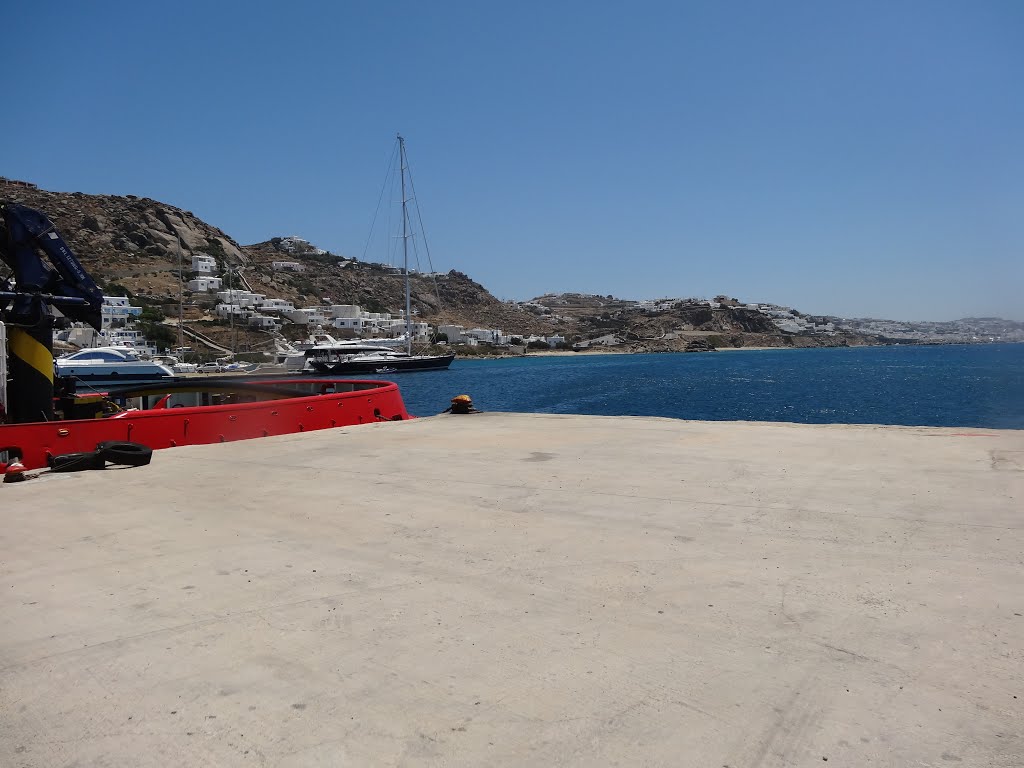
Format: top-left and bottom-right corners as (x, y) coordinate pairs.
(154, 355), (198, 374)
(56, 346), (175, 384)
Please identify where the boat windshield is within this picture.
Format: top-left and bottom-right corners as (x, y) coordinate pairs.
(69, 350), (133, 362)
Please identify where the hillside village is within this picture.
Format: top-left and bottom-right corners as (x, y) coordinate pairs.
(3, 178), (1022, 359)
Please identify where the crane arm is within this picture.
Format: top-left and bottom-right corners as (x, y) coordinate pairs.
(0, 202), (104, 329)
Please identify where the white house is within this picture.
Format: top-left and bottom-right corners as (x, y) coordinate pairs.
(465, 328), (503, 344)
(188, 277), (223, 292)
(215, 304), (249, 319)
(191, 254), (217, 275)
(326, 304), (361, 319)
(272, 261), (305, 273)
(248, 314), (279, 330)
(281, 307), (328, 326)
(407, 321), (430, 340)
(101, 295), (142, 329)
(436, 324), (465, 343)
(256, 298), (295, 313)
(216, 290), (264, 308)
(278, 236), (309, 253)
(330, 317), (364, 334)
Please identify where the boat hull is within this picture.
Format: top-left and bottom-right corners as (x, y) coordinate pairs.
(0, 378), (411, 470)
(54, 372), (176, 385)
(309, 353), (455, 375)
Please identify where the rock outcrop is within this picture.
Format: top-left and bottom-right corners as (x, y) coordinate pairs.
(1, 183), (248, 299)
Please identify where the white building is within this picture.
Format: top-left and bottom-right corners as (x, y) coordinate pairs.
(281, 308), (328, 326)
(773, 318), (807, 334)
(437, 324), (465, 343)
(370, 318), (403, 335)
(188, 277), (223, 292)
(330, 317), (364, 334)
(407, 321), (430, 340)
(191, 254), (217, 275)
(63, 326), (99, 348)
(86, 295), (158, 354)
(326, 304), (361, 319)
(256, 298), (295, 313)
(216, 290), (265, 308)
(101, 295), (142, 328)
(215, 304), (249, 319)
(272, 261), (305, 273)
(103, 327), (145, 346)
(465, 328), (505, 344)
(248, 314), (279, 330)
(277, 236), (309, 253)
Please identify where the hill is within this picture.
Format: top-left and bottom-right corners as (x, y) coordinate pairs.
(0, 179), (560, 348)
(8, 178), (988, 353)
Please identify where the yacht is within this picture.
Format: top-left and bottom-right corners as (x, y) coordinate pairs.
(154, 355), (198, 374)
(304, 339), (454, 375)
(56, 346), (175, 384)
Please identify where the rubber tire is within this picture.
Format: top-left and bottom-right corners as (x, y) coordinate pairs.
(95, 441), (153, 467)
(50, 451), (106, 473)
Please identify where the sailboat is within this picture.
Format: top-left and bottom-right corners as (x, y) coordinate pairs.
(305, 135), (455, 375)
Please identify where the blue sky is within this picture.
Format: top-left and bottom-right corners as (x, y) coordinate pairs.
(4, 1), (1022, 321)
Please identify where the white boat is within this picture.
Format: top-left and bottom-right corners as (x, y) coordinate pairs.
(154, 355), (198, 374)
(273, 336), (316, 372)
(56, 346), (175, 383)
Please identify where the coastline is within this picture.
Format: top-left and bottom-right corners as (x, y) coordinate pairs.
(458, 340), (1022, 361)
(467, 345), (814, 360)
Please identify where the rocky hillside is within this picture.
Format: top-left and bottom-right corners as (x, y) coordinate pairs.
(1, 181), (249, 299)
(0, 179), (551, 335)
(525, 292), (880, 351)
(1, 178), (881, 353)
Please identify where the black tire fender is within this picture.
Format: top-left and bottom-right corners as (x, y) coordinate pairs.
(95, 441), (153, 467)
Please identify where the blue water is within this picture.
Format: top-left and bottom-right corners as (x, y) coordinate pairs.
(381, 344), (1024, 429)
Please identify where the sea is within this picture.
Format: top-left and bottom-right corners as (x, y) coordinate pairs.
(383, 343), (1024, 429)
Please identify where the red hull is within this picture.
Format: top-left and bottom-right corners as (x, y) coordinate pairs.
(0, 379), (411, 470)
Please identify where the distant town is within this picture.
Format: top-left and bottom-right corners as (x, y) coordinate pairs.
(66, 233), (1023, 358)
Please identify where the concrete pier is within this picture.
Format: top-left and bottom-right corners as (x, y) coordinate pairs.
(1, 414), (1021, 767)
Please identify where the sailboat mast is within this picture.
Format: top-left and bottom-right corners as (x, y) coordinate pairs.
(227, 259), (235, 358)
(399, 134), (412, 356)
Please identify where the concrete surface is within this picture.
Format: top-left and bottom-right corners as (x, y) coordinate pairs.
(1, 414), (1021, 767)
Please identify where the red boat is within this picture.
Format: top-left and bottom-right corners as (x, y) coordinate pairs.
(0, 202), (411, 474)
(0, 377), (412, 471)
